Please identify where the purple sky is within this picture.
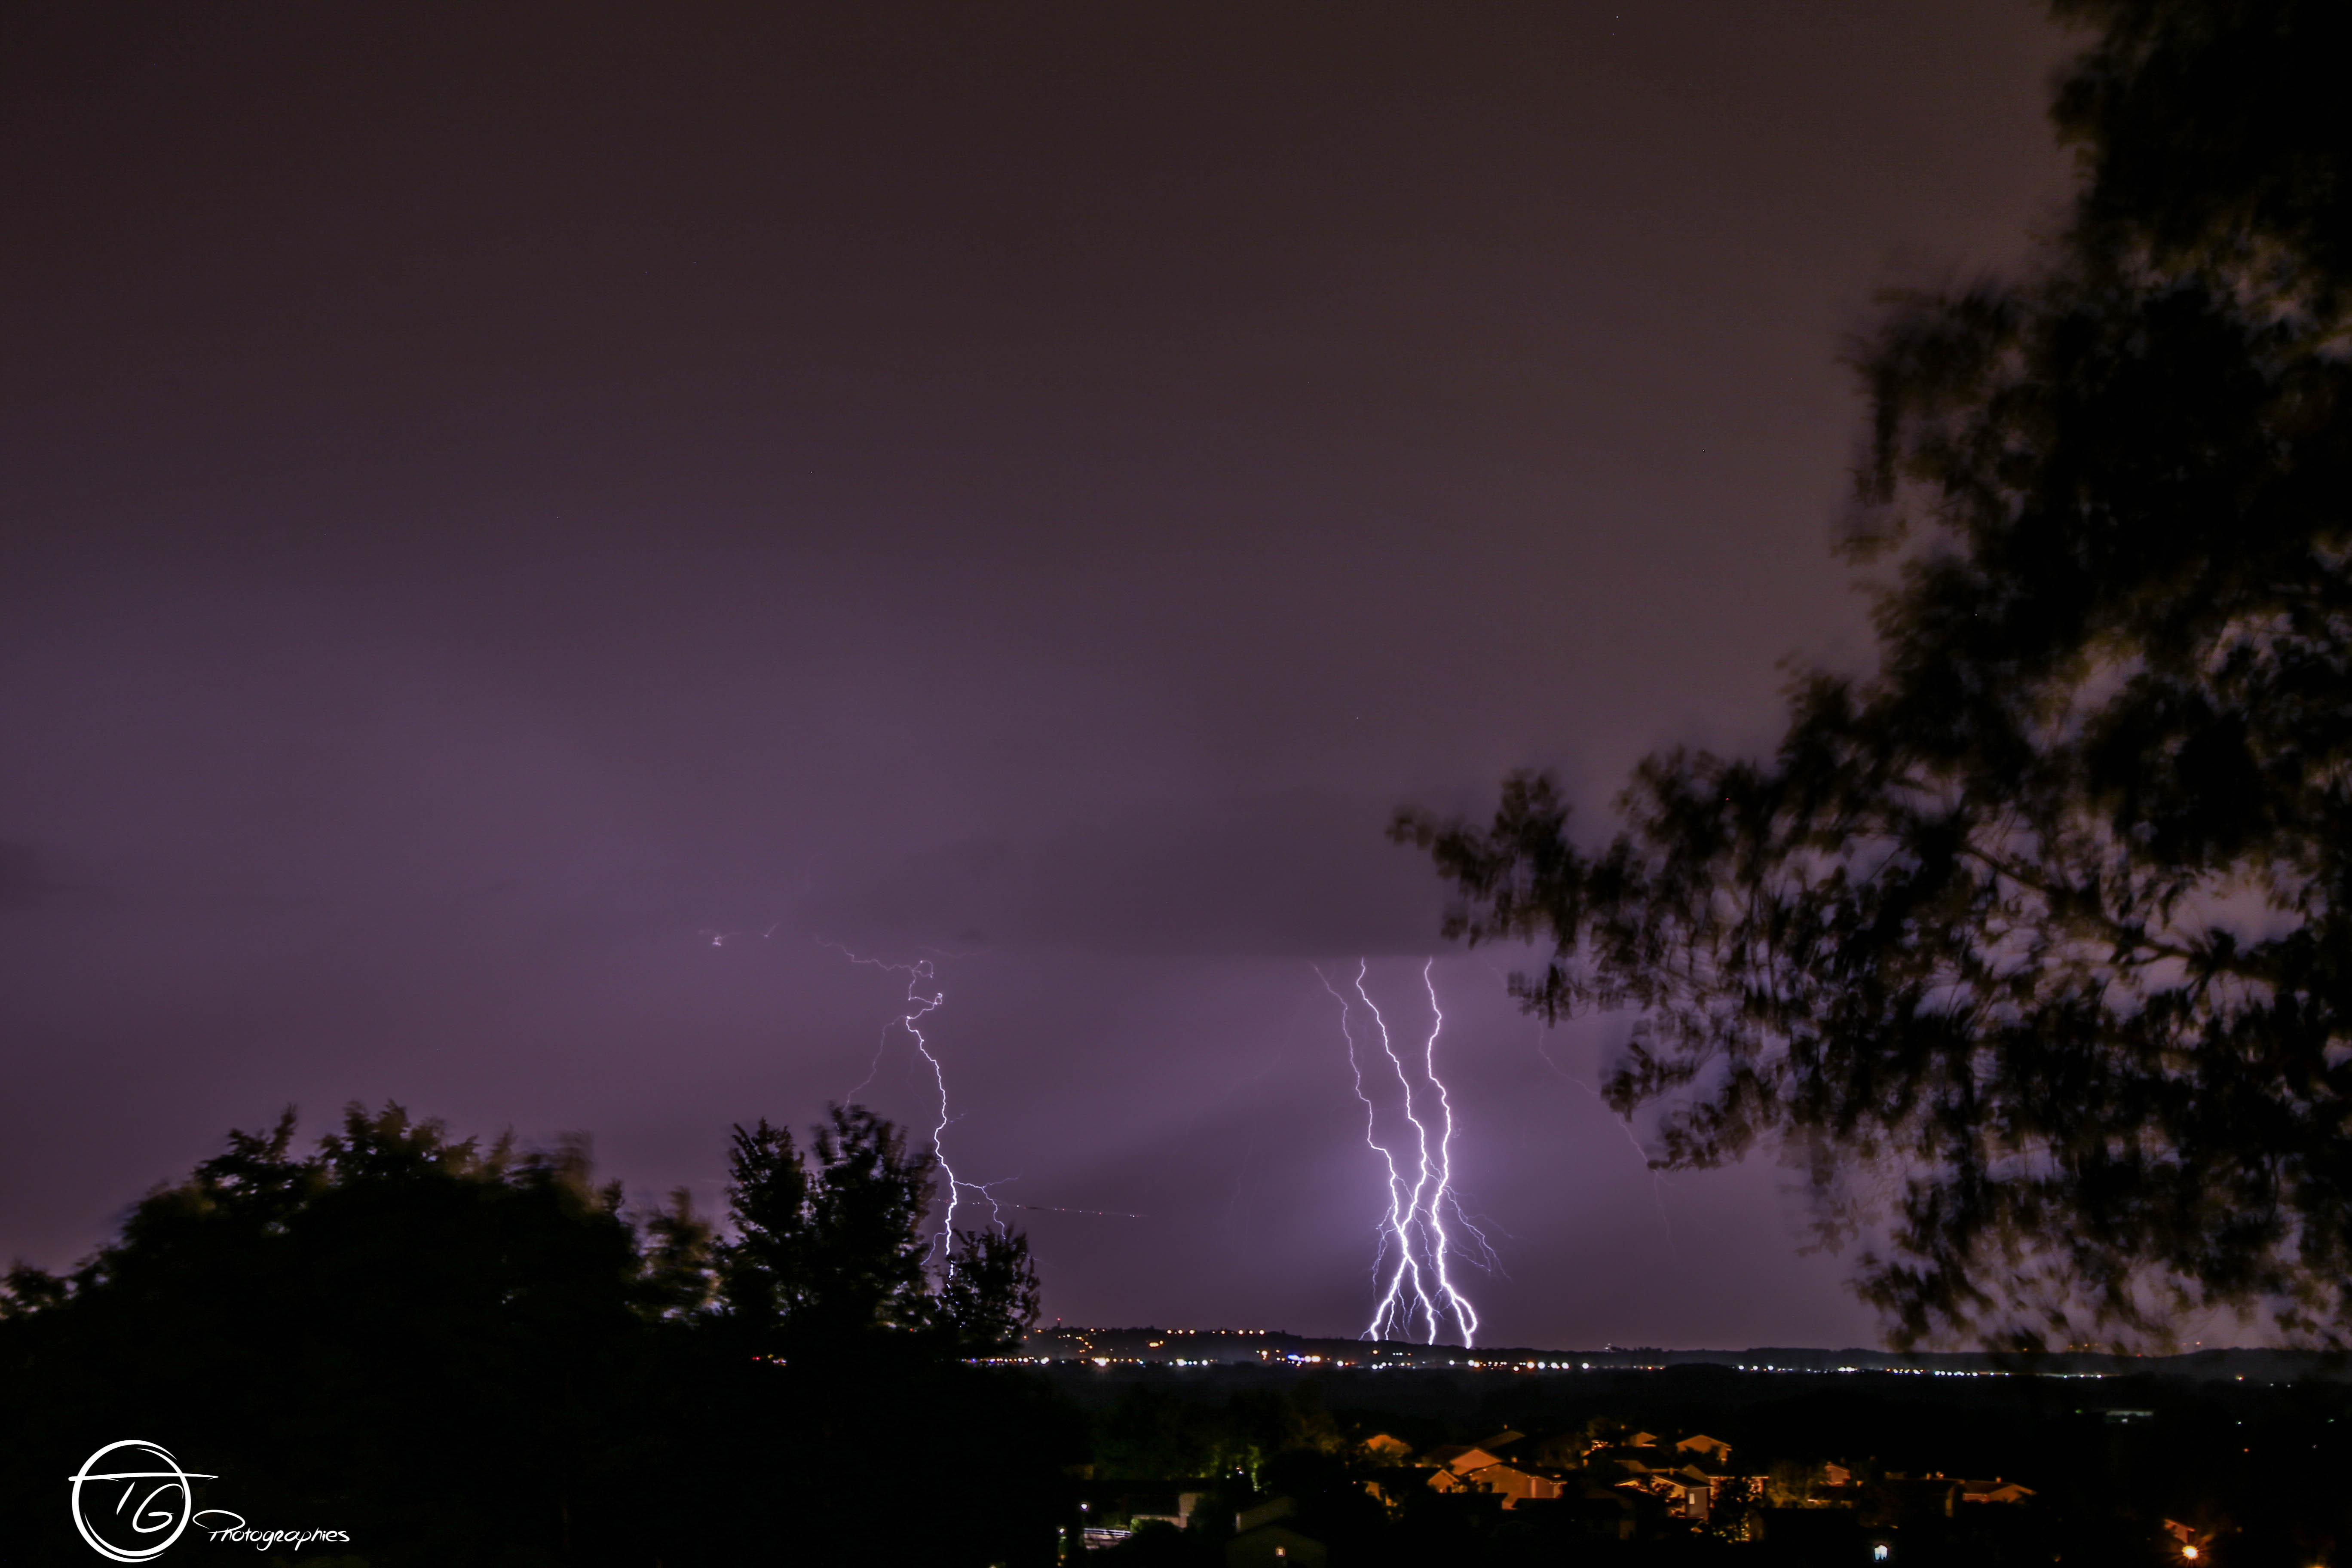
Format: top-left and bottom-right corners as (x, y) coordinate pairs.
(2, 2), (2076, 1348)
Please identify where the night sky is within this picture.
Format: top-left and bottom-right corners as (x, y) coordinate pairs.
(3, 3), (2076, 1348)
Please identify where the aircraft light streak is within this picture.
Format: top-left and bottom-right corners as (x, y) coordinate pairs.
(1319, 959), (1482, 1347)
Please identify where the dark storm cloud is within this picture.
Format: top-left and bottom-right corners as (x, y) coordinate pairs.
(0, 0), (2074, 1346)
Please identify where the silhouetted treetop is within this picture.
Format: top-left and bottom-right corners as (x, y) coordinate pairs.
(0, 1099), (1063, 1564)
(3, 1102), (676, 1330)
(2055, 0), (2351, 294)
(721, 1103), (936, 1341)
(1396, 0), (2352, 1350)
(718, 1102), (1042, 1352)
(938, 1225), (1043, 1354)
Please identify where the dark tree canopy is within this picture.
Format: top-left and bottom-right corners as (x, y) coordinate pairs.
(0, 1105), (692, 1560)
(939, 1225), (1046, 1355)
(719, 1102), (1042, 1354)
(1396, 0), (2352, 1350)
(0, 1101), (1065, 1565)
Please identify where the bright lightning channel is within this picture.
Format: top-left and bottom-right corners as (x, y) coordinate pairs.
(822, 944), (1006, 1259)
(1318, 958), (1483, 1347)
(1416, 959), (1482, 1346)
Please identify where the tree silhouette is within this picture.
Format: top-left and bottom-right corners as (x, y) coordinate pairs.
(938, 1226), (1044, 1354)
(718, 1113), (820, 1336)
(0, 1100), (1068, 1565)
(0, 1103), (677, 1559)
(717, 1102), (1042, 1354)
(1397, 0), (2352, 1349)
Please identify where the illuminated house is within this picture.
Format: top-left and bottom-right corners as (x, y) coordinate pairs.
(1675, 1434), (1733, 1464)
(1427, 1459), (1569, 1507)
(1422, 1443), (1507, 1476)
(1621, 1464), (1716, 1522)
(1421, 1433), (1574, 1509)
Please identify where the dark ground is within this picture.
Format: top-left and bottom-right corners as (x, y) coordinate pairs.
(1049, 1360), (2352, 1566)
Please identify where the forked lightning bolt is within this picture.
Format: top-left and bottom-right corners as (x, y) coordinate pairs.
(1319, 958), (1485, 1346)
(823, 944), (1005, 1259)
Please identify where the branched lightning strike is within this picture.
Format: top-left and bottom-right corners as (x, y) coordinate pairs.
(1416, 959), (1487, 1340)
(821, 943), (1007, 1259)
(1318, 959), (1484, 1347)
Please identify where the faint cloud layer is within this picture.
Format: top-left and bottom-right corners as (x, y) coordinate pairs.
(0, 842), (56, 908)
(811, 791), (1442, 957)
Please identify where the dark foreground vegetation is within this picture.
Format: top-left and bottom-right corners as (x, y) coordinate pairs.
(6, 1103), (2349, 1564)
(0, 1103), (1078, 1567)
(1397, 0), (2352, 1351)
(1060, 1363), (2352, 1567)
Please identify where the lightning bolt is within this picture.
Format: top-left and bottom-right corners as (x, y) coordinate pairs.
(1417, 959), (1483, 1344)
(822, 943), (1006, 1258)
(1321, 962), (1430, 1341)
(1318, 958), (1484, 1346)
